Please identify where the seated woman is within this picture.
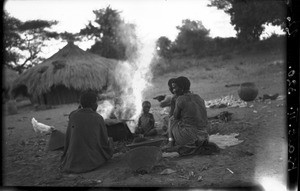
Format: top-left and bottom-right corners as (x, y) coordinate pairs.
(154, 78), (177, 136)
(61, 91), (114, 173)
(163, 76), (219, 156)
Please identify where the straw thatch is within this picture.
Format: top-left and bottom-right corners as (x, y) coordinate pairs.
(11, 41), (118, 105)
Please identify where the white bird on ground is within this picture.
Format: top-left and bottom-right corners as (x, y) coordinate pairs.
(31, 117), (55, 133)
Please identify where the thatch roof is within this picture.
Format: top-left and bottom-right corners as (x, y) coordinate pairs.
(11, 41), (118, 98)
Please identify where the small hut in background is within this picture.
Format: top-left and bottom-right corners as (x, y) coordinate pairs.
(3, 67), (19, 101)
(3, 67), (19, 114)
(11, 41), (118, 105)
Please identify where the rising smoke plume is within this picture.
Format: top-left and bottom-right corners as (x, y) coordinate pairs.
(97, 21), (156, 133)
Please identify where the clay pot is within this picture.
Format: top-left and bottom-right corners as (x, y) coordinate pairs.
(238, 82), (259, 102)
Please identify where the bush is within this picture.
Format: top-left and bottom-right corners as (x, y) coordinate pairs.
(151, 35), (285, 75)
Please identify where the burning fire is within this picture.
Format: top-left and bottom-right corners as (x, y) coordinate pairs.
(97, 100), (115, 120)
(97, 41), (155, 133)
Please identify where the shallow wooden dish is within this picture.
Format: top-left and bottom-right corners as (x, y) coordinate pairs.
(126, 138), (165, 149)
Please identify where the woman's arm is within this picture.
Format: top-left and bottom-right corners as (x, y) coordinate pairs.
(169, 96), (177, 117)
(149, 113), (155, 128)
(160, 95), (172, 108)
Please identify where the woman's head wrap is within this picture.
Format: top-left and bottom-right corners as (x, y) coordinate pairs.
(168, 78), (176, 94)
(168, 78), (176, 88)
(80, 91), (98, 108)
(175, 76), (190, 92)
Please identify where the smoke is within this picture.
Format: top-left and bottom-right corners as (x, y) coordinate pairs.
(114, 41), (155, 133)
(118, 22), (139, 62)
(97, 21), (156, 133)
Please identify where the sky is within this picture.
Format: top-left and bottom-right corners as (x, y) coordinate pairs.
(4, 0), (283, 58)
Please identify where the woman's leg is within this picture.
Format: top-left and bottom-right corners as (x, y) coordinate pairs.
(144, 129), (158, 137)
(171, 127), (209, 156)
(177, 130), (218, 156)
(166, 117), (175, 146)
(162, 117), (178, 152)
(169, 117), (176, 140)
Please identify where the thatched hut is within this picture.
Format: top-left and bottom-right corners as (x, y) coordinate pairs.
(3, 67), (19, 101)
(11, 41), (118, 105)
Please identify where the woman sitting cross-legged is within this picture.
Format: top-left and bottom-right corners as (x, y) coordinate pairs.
(61, 91), (114, 173)
(162, 76), (220, 156)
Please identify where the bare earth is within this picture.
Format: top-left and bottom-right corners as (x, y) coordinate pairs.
(2, 50), (287, 189)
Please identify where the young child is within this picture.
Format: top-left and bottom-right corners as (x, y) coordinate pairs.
(135, 101), (157, 137)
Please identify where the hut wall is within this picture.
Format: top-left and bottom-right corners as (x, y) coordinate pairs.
(45, 85), (81, 105)
(34, 94), (47, 105)
(31, 85), (81, 105)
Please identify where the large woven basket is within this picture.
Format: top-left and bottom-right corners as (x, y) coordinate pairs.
(47, 130), (65, 151)
(126, 146), (162, 172)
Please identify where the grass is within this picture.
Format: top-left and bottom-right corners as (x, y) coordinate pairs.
(221, 54), (233, 61)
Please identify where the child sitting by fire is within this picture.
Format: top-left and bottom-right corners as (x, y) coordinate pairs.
(135, 101), (157, 137)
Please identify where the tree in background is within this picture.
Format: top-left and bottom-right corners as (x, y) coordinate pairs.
(59, 31), (82, 42)
(173, 19), (212, 56)
(155, 36), (172, 59)
(79, 6), (138, 61)
(4, 11), (59, 74)
(208, 0), (286, 42)
(4, 11), (22, 65)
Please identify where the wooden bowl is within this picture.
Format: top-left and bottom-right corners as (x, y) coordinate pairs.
(126, 138), (165, 149)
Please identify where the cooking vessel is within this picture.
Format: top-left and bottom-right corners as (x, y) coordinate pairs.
(106, 121), (133, 141)
(238, 82), (258, 102)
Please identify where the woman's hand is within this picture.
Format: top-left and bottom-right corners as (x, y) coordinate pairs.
(105, 118), (121, 126)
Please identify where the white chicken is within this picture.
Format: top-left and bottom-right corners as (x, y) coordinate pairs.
(31, 117), (55, 133)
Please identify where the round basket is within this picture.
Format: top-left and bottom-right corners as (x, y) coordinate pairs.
(238, 82), (258, 102)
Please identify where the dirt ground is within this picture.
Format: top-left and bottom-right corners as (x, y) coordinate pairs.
(2, 50), (287, 189)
